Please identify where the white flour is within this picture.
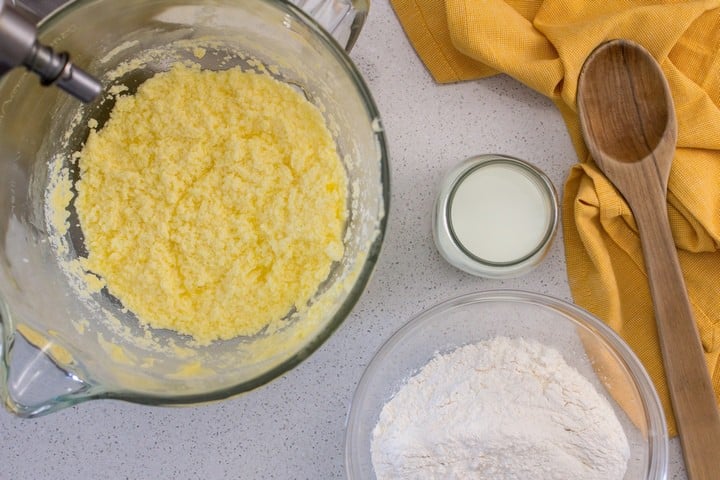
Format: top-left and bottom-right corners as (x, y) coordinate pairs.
(370, 337), (630, 479)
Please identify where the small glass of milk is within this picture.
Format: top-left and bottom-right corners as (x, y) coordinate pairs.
(433, 154), (559, 278)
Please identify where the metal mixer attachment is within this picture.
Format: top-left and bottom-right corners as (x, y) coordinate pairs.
(0, 0), (101, 102)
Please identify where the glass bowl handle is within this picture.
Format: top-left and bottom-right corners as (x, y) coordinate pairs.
(290, 0), (369, 51)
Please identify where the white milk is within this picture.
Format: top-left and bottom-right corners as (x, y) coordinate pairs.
(449, 163), (551, 263)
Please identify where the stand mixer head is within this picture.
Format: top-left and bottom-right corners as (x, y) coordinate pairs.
(0, 0), (101, 102)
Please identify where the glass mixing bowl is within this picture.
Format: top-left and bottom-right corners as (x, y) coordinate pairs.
(0, 0), (388, 416)
(345, 290), (668, 479)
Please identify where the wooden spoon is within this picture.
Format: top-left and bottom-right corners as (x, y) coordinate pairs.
(577, 39), (720, 478)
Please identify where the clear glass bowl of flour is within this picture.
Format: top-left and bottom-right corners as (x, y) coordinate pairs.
(345, 290), (668, 479)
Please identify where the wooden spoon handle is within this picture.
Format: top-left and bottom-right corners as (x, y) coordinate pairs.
(632, 193), (720, 479)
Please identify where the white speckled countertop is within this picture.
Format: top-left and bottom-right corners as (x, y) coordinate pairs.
(0, 1), (689, 478)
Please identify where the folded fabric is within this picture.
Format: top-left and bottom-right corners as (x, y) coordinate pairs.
(390, 0), (720, 435)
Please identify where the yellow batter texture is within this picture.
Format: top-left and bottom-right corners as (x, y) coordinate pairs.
(75, 64), (347, 344)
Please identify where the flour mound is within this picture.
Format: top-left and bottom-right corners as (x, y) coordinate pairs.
(371, 337), (630, 479)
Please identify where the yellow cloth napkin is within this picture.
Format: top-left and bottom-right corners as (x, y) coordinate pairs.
(390, 0), (720, 435)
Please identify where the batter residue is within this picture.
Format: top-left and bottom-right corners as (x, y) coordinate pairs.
(74, 64), (347, 344)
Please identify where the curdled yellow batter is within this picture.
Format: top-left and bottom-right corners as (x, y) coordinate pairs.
(75, 64), (347, 345)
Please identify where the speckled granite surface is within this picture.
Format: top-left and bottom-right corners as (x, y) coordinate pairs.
(0, 1), (688, 478)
